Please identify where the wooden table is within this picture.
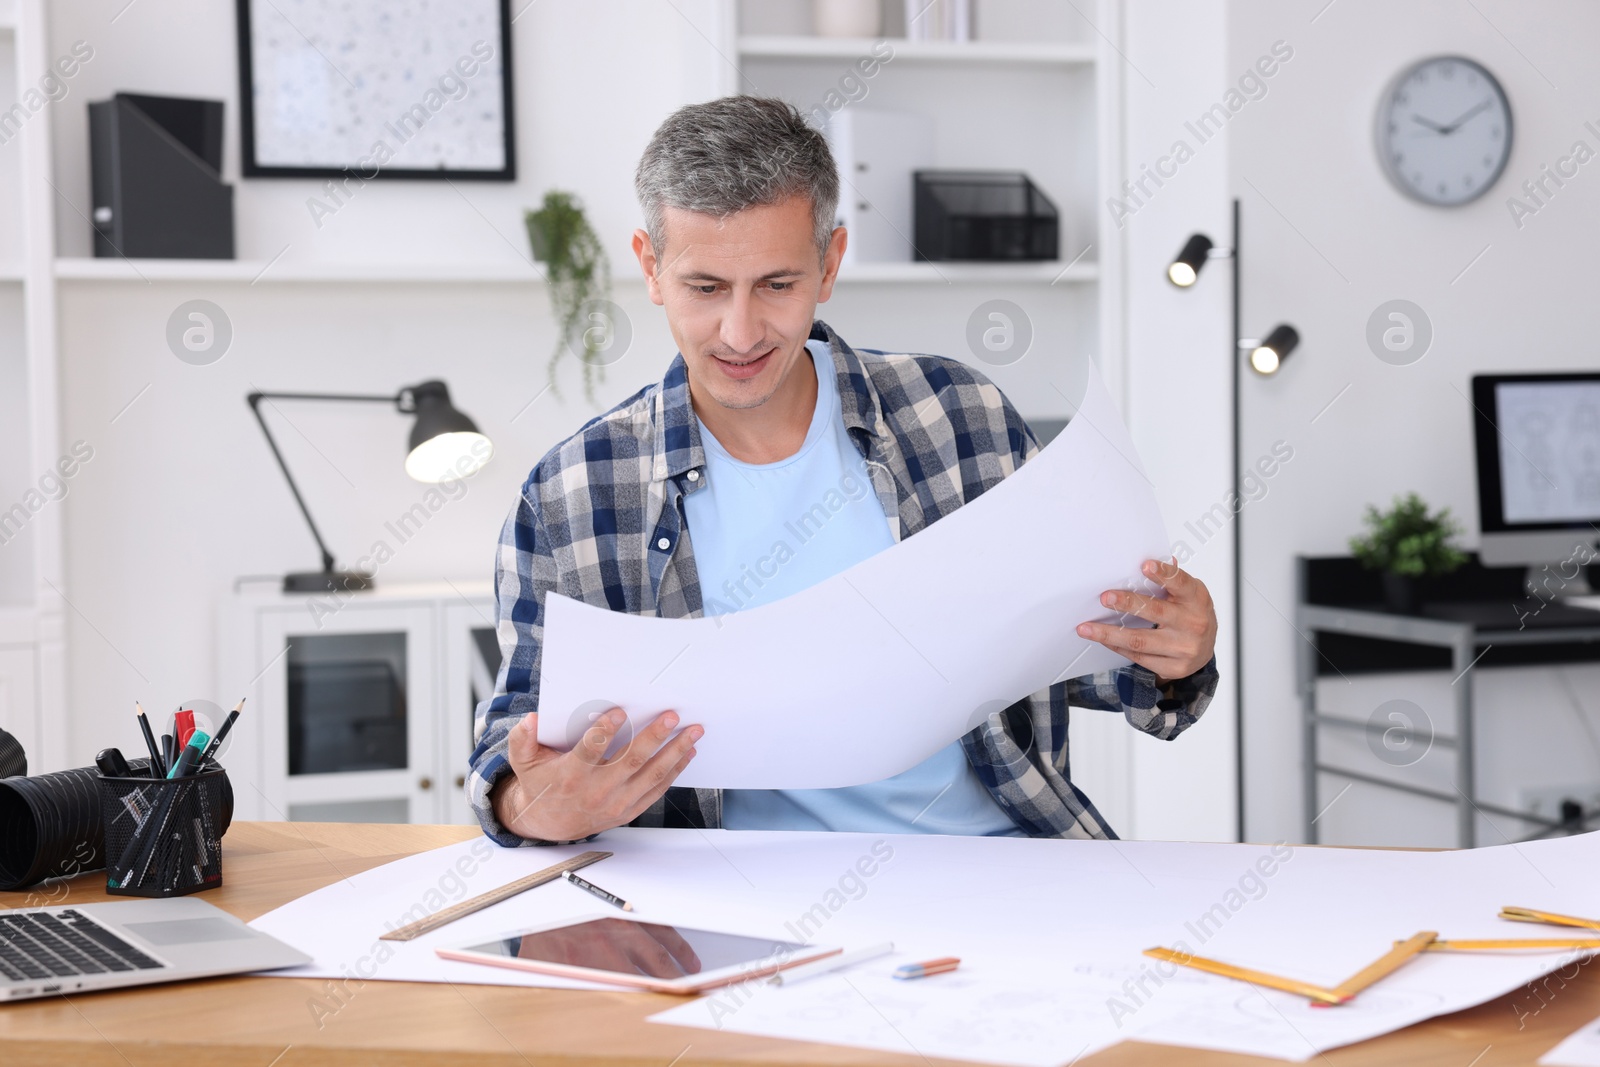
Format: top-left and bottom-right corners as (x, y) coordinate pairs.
(0, 822), (1594, 1066)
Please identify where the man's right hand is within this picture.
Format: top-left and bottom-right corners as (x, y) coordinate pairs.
(490, 707), (703, 842)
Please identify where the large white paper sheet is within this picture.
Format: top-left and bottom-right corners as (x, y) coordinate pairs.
(537, 369), (1170, 789)
(1545, 1015), (1600, 1066)
(248, 827), (1600, 1064)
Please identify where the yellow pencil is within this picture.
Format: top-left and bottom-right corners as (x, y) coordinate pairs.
(1417, 938), (1600, 951)
(1501, 907), (1600, 931)
(1329, 931), (1436, 1000)
(1143, 947), (1349, 1005)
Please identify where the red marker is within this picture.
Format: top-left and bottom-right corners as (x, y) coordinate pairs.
(175, 709), (196, 749)
(893, 957), (960, 980)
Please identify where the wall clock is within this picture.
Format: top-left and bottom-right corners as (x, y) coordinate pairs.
(1376, 55), (1512, 206)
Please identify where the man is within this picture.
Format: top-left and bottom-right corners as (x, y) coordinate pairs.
(469, 96), (1218, 846)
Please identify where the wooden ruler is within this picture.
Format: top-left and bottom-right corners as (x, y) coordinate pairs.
(1329, 931), (1435, 1000)
(1144, 946), (1347, 1005)
(380, 850), (612, 942)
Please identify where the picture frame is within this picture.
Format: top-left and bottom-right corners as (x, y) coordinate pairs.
(236, 0), (516, 181)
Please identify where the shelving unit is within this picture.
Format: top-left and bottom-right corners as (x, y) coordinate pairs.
(724, 0), (1124, 426)
(0, 0), (66, 773)
(737, 35), (1095, 65)
(54, 258), (551, 284)
(51, 257), (1098, 286)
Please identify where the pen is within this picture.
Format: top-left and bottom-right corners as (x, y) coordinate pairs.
(770, 942), (894, 986)
(161, 734), (174, 776)
(134, 702), (164, 776)
(199, 698), (245, 765)
(561, 869), (632, 911)
(95, 748), (132, 778)
(167, 731), (210, 780)
(893, 957), (961, 980)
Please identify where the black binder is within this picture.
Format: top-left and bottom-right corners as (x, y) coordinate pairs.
(89, 93), (234, 259)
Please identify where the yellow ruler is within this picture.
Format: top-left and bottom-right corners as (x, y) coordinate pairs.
(380, 850), (613, 942)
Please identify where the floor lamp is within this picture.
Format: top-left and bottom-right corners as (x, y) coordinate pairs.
(1168, 198), (1301, 842)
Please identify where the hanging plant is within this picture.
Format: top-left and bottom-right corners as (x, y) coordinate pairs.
(525, 191), (611, 403)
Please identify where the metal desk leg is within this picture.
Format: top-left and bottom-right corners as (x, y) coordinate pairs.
(1298, 612), (1319, 844)
(1453, 632), (1476, 848)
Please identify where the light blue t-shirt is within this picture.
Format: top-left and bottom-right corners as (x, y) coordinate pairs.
(683, 340), (1022, 837)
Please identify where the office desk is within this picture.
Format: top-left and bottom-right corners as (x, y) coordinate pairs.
(1297, 554), (1600, 848)
(1, 822), (1594, 1066)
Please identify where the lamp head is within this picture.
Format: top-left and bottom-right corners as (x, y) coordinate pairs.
(1249, 324), (1300, 376)
(402, 380), (493, 483)
(1168, 233), (1214, 288)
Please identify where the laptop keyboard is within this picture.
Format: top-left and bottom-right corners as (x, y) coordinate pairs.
(0, 910), (165, 981)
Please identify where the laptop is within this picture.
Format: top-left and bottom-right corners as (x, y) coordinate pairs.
(1, 897), (310, 1002)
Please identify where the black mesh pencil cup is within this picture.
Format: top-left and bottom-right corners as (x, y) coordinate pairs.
(97, 764), (229, 897)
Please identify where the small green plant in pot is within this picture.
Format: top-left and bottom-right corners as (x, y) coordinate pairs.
(1348, 493), (1467, 614)
(525, 191), (610, 403)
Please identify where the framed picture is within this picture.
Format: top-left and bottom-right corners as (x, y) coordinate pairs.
(236, 0), (516, 180)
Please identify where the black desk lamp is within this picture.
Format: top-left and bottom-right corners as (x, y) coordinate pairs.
(247, 380), (492, 593)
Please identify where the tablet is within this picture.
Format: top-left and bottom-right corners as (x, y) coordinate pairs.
(436, 914), (840, 994)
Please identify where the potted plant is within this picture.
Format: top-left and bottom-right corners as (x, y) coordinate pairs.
(525, 191), (611, 403)
(1348, 493), (1467, 615)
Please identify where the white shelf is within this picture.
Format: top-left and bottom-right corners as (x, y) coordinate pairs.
(0, 0), (16, 31)
(838, 260), (1097, 284)
(0, 263), (24, 282)
(53, 257), (1095, 285)
(55, 258), (555, 284)
(738, 35), (1095, 65)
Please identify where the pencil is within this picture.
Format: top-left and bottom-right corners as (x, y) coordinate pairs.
(561, 869), (632, 911)
(1143, 947), (1348, 1005)
(199, 698), (245, 764)
(1501, 907), (1600, 931)
(134, 702), (164, 776)
(1330, 931), (1436, 999)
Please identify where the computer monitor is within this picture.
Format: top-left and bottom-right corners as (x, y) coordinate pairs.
(1471, 373), (1600, 583)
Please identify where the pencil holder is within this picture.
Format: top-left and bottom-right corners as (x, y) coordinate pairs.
(97, 763), (232, 898)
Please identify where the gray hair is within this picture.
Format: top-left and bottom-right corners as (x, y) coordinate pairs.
(635, 95), (840, 262)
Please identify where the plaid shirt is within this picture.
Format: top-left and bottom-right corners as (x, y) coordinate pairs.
(469, 320), (1217, 846)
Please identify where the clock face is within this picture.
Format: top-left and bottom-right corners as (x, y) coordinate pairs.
(1377, 55), (1513, 206)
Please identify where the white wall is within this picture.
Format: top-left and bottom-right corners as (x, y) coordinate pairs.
(1116, 0), (1238, 843)
(1229, 0), (1600, 846)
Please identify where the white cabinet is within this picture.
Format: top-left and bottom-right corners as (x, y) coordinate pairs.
(0, 640), (36, 769)
(223, 583), (497, 825)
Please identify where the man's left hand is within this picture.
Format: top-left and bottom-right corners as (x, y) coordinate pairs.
(1076, 559), (1217, 685)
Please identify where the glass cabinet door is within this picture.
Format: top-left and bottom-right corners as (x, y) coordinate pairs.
(441, 598), (499, 824)
(257, 603), (438, 823)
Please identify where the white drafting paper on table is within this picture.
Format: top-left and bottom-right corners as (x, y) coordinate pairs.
(537, 369), (1170, 789)
(653, 967), (1128, 1067)
(1545, 1014), (1600, 1066)
(247, 826), (1600, 1065)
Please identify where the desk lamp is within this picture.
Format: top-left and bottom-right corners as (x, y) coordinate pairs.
(246, 381), (492, 593)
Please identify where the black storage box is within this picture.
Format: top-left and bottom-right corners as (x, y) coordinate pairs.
(913, 170), (1059, 262)
(89, 92), (234, 259)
